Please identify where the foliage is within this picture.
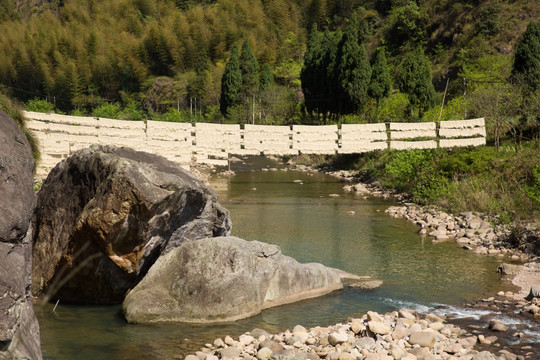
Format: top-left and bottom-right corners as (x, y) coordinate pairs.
(375, 92), (409, 122)
(273, 58), (302, 88)
(422, 96), (466, 123)
(383, 149), (435, 191)
(525, 164), (540, 205)
(0, 0), (538, 126)
(465, 82), (521, 151)
(142, 76), (188, 114)
(301, 28), (323, 118)
(512, 21), (540, 94)
(300, 28), (342, 122)
(325, 145), (540, 223)
(219, 45), (242, 116)
(119, 100), (147, 120)
(259, 64), (274, 91)
(385, 1), (428, 53)
(475, 2), (501, 37)
(336, 14), (371, 114)
(301, 18), (375, 120)
(152, 108), (190, 122)
(0, 0), (308, 116)
(92, 103), (122, 119)
(239, 40), (260, 99)
(0, 0), (19, 22)
(460, 54), (512, 93)
(24, 98), (55, 113)
(368, 48), (391, 102)
(259, 84), (298, 124)
(398, 48), (436, 119)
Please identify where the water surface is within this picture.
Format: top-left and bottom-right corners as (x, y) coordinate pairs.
(37, 158), (507, 359)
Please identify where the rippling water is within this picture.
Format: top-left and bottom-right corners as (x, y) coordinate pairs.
(37, 158), (510, 359)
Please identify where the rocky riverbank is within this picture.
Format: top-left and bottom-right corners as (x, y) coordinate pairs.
(335, 176), (540, 302)
(306, 165), (538, 260)
(185, 307), (537, 360)
(322, 167), (540, 302)
(187, 159), (539, 360)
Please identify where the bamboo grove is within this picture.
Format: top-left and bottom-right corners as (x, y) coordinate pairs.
(0, 0), (538, 127)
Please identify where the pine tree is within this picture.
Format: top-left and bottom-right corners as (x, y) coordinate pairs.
(319, 29), (341, 120)
(368, 48), (391, 103)
(336, 14), (371, 114)
(301, 27), (323, 117)
(239, 39), (259, 100)
(512, 21), (540, 93)
(399, 47), (435, 120)
(190, 49), (210, 99)
(259, 64), (274, 91)
(219, 44), (242, 116)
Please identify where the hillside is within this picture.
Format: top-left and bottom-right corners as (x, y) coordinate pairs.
(0, 0), (538, 125)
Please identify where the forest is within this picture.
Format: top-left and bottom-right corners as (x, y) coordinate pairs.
(1, 0), (539, 227)
(0, 0), (538, 135)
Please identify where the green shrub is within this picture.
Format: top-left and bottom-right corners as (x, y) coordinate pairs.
(384, 149), (434, 190)
(119, 101), (147, 120)
(476, 3), (501, 37)
(422, 97), (467, 123)
(24, 98), (55, 113)
(92, 103), (122, 119)
(71, 109), (87, 116)
(204, 105), (225, 123)
(412, 169), (450, 205)
(375, 92), (409, 122)
(438, 147), (497, 178)
(525, 165), (540, 205)
(155, 108), (190, 122)
(316, 142), (539, 223)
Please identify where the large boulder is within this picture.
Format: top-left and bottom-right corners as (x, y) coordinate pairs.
(0, 111), (42, 359)
(122, 236), (361, 323)
(32, 144), (231, 304)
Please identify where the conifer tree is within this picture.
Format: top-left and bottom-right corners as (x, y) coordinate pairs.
(220, 44), (242, 116)
(301, 27), (324, 117)
(259, 64), (274, 91)
(336, 14), (371, 114)
(190, 49), (210, 99)
(319, 29), (341, 120)
(399, 47), (435, 120)
(368, 48), (391, 103)
(512, 21), (540, 93)
(239, 39), (259, 100)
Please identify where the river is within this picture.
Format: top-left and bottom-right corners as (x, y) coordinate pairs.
(36, 157), (508, 359)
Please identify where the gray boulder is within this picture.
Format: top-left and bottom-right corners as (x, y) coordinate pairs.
(122, 236), (361, 323)
(408, 331), (436, 348)
(488, 320), (508, 332)
(0, 111), (42, 359)
(496, 263), (523, 276)
(32, 144), (231, 304)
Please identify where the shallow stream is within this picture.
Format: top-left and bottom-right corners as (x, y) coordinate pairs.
(36, 158), (510, 359)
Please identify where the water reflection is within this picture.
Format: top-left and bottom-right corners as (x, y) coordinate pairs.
(37, 163), (507, 359)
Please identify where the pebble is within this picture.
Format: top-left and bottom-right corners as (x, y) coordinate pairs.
(489, 320), (509, 332)
(186, 310), (506, 360)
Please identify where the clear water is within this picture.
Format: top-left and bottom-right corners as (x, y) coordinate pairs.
(36, 158), (508, 359)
